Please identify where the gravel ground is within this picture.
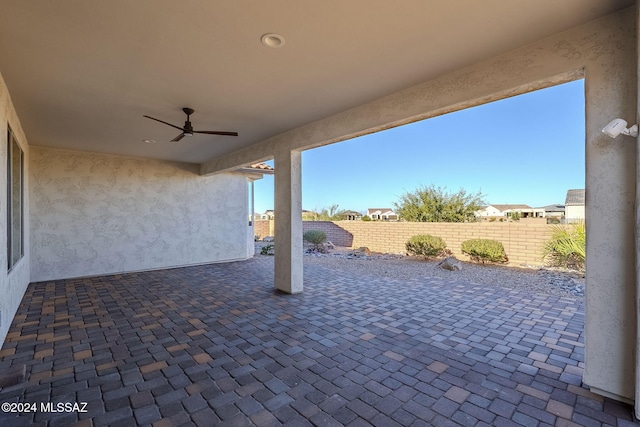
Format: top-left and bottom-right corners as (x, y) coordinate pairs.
(256, 243), (585, 299)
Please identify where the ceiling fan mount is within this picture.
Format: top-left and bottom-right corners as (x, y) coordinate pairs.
(144, 107), (238, 142)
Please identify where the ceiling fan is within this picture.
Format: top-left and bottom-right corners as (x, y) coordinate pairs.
(143, 107), (238, 142)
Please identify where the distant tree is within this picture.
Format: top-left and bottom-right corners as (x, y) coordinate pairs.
(394, 185), (486, 222)
(309, 204), (347, 221)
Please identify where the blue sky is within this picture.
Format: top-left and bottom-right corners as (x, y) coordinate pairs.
(254, 79), (585, 214)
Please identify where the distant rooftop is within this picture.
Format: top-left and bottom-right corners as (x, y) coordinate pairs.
(367, 208), (395, 213)
(249, 162), (274, 171)
(234, 162), (274, 175)
(542, 204), (565, 212)
(565, 189), (585, 206)
(489, 204), (532, 211)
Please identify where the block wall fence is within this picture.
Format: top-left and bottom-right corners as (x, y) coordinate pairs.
(255, 219), (555, 267)
(254, 220), (273, 239)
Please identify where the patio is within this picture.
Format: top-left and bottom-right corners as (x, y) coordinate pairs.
(0, 258), (635, 426)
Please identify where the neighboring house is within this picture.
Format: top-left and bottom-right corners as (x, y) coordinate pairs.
(565, 189), (585, 222)
(542, 204), (565, 218)
(477, 204), (544, 218)
(341, 210), (363, 221)
(366, 208), (398, 221)
(476, 205), (504, 217)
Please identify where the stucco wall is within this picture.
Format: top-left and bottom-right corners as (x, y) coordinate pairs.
(30, 147), (250, 282)
(0, 72), (31, 345)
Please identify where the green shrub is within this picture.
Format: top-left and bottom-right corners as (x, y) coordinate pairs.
(260, 244), (275, 256)
(542, 222), (585, 270)
(303, 230), (327, 245)
(461, 239), (508, 263)
(405, 234), (447, 258)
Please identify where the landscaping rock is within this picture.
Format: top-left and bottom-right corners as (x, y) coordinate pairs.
(438, 256), (462, 271)
(293, 243), (585, 299)
(262, 236), (274, 242)
(352, 247), (371, 257)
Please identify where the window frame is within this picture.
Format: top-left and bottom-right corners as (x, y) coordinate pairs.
(7, 126), (24, 272)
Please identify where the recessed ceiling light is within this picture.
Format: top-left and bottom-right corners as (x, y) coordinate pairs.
(143, 139), (156, 144)
(261, 33), (285, 48)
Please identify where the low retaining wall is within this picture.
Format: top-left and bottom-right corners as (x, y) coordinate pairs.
(255, 219), (554, 267)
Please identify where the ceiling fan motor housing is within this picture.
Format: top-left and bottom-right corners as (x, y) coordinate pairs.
(182, 108), (194, 135)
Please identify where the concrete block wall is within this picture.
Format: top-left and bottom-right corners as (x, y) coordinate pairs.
(284, 219), (552, 266)
(334, 220), (553, 267)
(254, 220), (274, 239)
(256, 220), (353, 245)
(302, 221), (354, 247)
(258, 219), (555, 267)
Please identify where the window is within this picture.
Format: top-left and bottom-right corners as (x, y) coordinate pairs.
(7, 126), (23, 271)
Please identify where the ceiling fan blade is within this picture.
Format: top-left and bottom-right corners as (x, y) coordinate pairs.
(143, 115), (185, 132)
(171, 133), (186, 142)
(193, 130), (239, 136)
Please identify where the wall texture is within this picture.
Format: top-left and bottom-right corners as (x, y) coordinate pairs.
(254, 219), (273, 240)
(297, 220), (552, 266)
(30, 147), (250, 282)
(0, 72), (31, 345)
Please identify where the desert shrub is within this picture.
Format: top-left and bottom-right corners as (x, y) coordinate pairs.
(405, 234), (447, 258)
(461, 239), (508, 263)
(303, 230), (327, 251)
(542, 222), (585, 270)
(394, 184), (485, 222)
(260, 244), (275, 256)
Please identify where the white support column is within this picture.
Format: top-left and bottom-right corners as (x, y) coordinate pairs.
(274, 150), (303, 294)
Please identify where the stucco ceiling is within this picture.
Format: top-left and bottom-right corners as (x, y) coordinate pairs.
(0, 1), (633, 164)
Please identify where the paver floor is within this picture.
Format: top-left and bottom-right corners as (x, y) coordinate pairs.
(0, 256), (636, 426)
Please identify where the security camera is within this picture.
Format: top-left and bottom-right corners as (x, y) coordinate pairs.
(602, 118), (638, 138)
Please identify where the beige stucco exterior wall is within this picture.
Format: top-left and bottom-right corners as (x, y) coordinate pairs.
(203, 10), (638, 402)
(30, 146), (250, 282)
(582, 11), (637, 402)
(0, 72), (31, 345)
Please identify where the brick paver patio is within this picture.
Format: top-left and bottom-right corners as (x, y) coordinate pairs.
(0, 257), (637, 426)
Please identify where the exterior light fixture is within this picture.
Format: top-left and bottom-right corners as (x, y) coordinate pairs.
(261, 33), (285, 48)
(602, 118), (638, 138)
(142, 139), (156, 144)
